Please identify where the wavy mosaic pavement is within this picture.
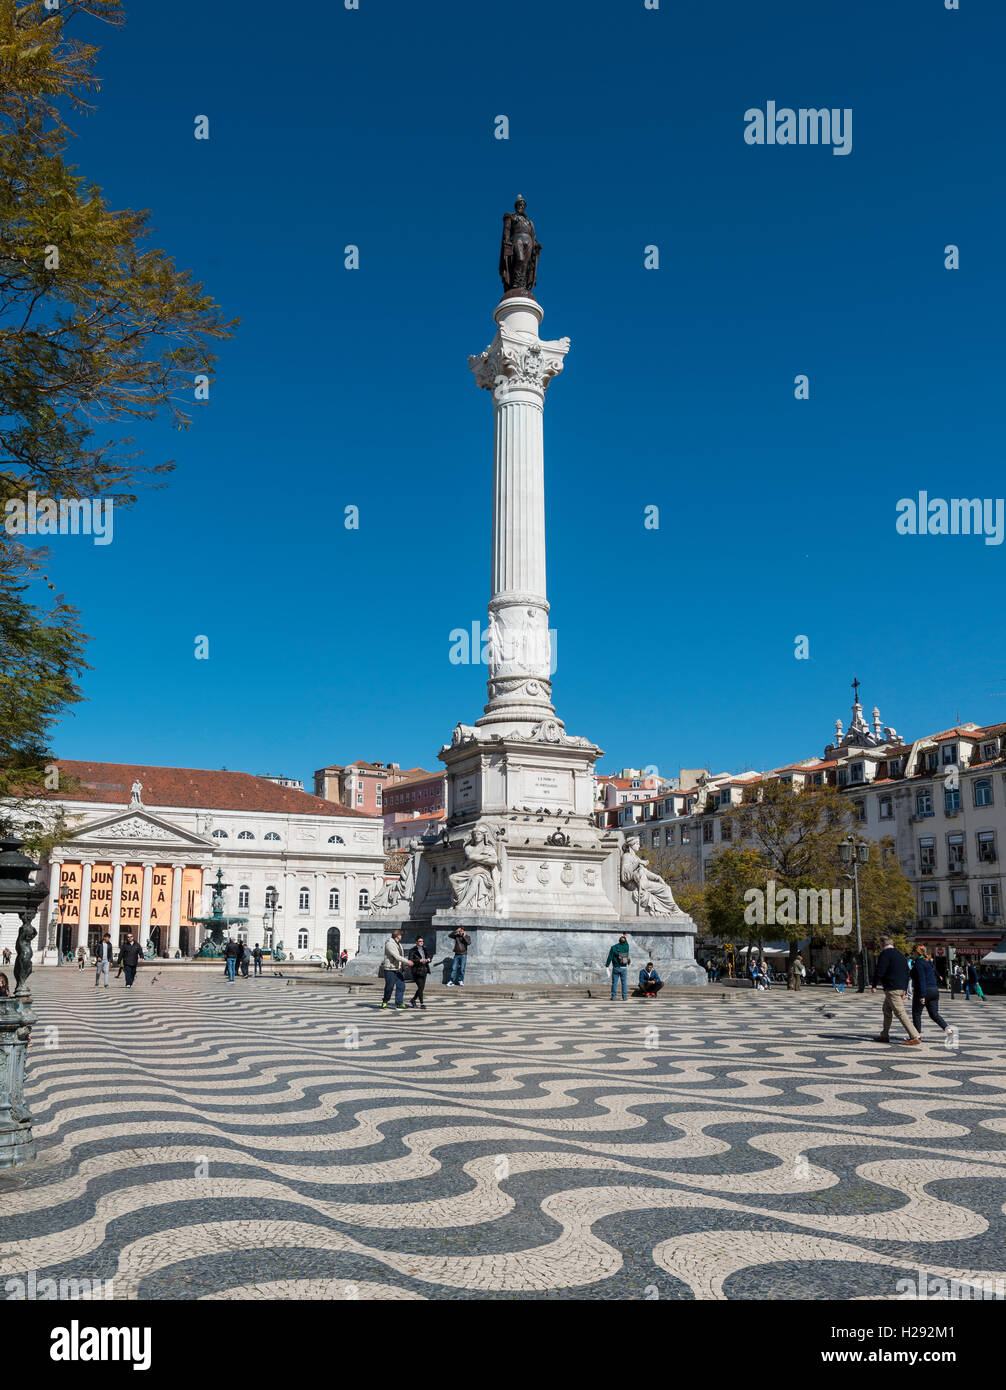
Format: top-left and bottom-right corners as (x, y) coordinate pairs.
(3, 972), (1006, 1300)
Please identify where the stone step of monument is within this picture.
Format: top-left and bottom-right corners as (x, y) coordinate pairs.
(293, 977), (736, 1001)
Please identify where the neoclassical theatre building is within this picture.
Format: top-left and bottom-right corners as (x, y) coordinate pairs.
(9, 761), (386, 960)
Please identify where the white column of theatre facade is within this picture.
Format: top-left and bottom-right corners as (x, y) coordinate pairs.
(169, 867), (182, 955)
(140, 863), (153, 942)
(76, 862), (93, 952)
(110, 863), (124, 944)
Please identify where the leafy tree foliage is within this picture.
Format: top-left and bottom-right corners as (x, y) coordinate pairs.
(0, 1), (234, 832)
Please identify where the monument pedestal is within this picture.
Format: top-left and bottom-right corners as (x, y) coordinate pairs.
(349, 914), (705, 987)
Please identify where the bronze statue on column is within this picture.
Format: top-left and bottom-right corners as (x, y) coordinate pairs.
(499, 195), (541, 296)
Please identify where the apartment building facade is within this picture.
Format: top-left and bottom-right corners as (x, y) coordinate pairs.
(594, 693), (1006, 960)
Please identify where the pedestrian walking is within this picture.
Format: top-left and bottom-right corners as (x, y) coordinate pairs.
(446, 928), (470, 987)
(94, 933), (113, 988)
(240, 942), (251, 978)
(605, 934), (631, 1000)
(950, 964), (962, 999)
(1, 947), (10, 966)
(788, 954), (804, 992)
(409, 936), (432, 1010)
(117, 933), (143, 989)
(339, 949), (348, 971)
(252, 943), (263, 977)
(871, 935), (921, 1045)
(325, 947), (335, 971)
(381, 929), (408, 1010)
(76, 946), (85, 971)
(909, 945), (955, 1046)
(223, 937), (240, 982)
(964, 962), (985, 1002)
(634, 963), (663, 997)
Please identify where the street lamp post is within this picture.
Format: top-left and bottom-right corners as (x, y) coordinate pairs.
(0, 830), (48, 1168)
(264, 899), (280, 954)
(839, 835), (871, 994)
(56, 882), (70, 965)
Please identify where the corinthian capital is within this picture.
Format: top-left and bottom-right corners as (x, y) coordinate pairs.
(469, 325), (570, 397)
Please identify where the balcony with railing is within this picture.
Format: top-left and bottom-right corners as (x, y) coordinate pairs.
(916, 914), (975, 933)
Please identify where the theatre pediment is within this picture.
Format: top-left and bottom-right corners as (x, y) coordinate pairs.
(69, 811), (211, 851)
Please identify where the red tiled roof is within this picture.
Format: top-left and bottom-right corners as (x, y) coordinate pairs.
(383, 770), (441, 789)
(49, 761), (374, 818)
(316, 760), (419, 775)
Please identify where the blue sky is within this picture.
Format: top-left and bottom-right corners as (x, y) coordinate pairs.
(36, 0), (1006, 786)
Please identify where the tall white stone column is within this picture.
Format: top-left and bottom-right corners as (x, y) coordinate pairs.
(168, 867), (183, 955)
(110, 863), (124, 943)
(469, 296), (569, 733)
(76, 863), (92, 951)
(140, 864), (153, 940)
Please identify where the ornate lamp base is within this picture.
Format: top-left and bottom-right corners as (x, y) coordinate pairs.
(0, 994), (37, 1169)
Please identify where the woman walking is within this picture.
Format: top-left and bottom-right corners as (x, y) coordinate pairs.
(911, 945), (956, 1045)
(409, 937), (432, 1010)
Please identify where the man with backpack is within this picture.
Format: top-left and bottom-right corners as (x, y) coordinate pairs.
(605, 934), (631, 1000)
(223, 936), (240, 982)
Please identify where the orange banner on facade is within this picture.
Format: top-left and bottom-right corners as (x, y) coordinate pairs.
(119, 864), (143, 930)
(149, 866), (172, 930)
(58, 863), (82, 927)
(89, 864), (114, 926)
(181, 867), (203, 928)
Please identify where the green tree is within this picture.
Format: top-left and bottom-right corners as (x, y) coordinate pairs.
(640, 845), (706, 926)
(0, 0), (234, 822)
(668, 782), (915, 966)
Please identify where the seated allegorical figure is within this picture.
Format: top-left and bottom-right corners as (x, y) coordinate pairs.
(449, 826), (500, 911)
(620, 837), (678, 916)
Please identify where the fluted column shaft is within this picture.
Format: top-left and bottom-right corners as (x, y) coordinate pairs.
(469, 296), (569, 732)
